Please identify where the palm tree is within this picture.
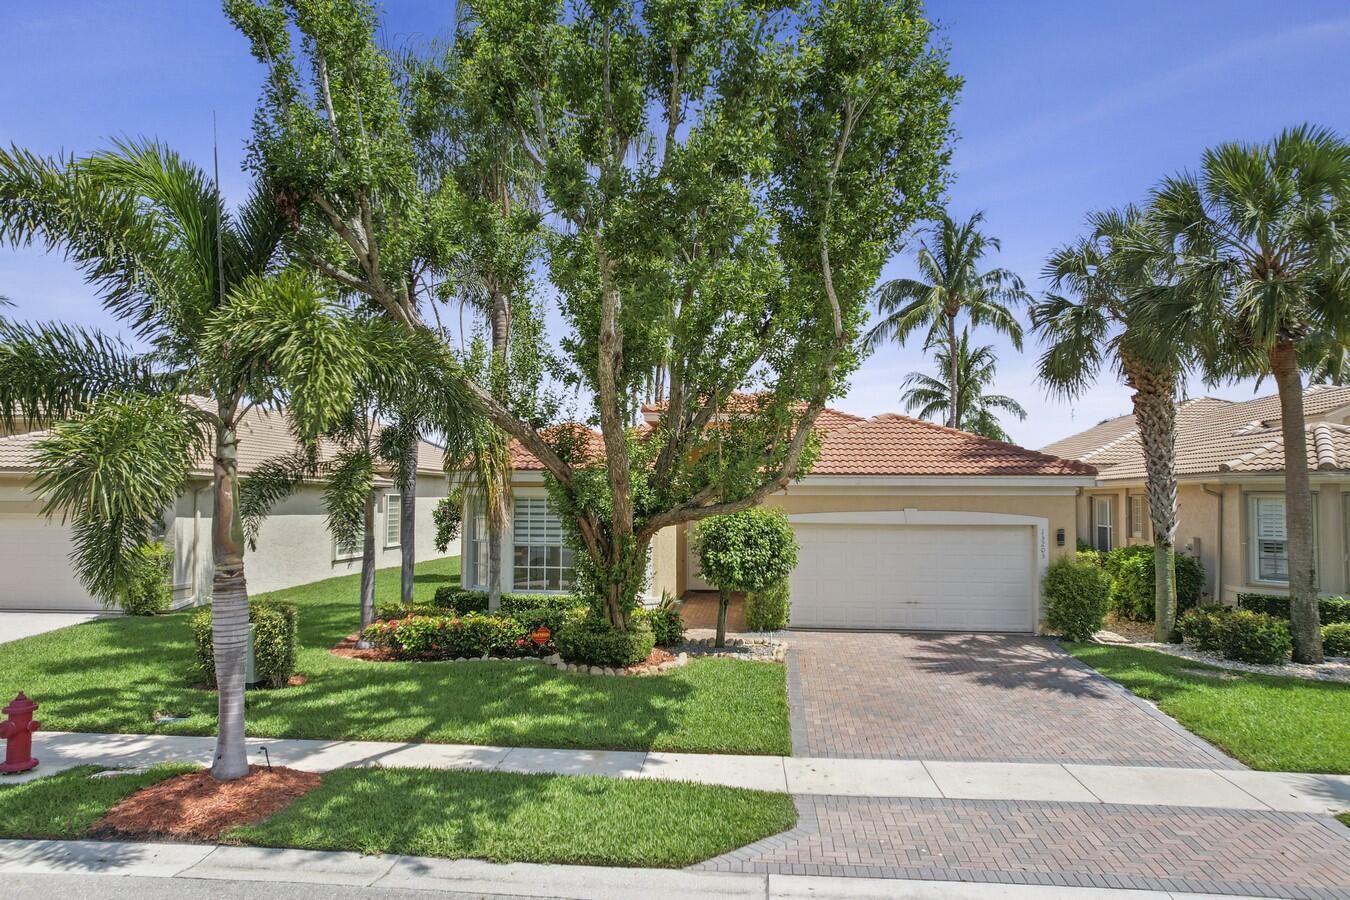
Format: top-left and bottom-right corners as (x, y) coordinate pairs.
(1147, 126), (1350, 662)
(900, 331), (1026, 441)
(1033, 205), (1202, 642)
(865, 211), (1030, 428)
(0, 143), (396, 779)
(0, 140), (289, 780)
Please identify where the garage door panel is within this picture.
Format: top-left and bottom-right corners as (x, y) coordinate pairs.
(0, 517), (102, 611)
(788, 523), (1033, 633)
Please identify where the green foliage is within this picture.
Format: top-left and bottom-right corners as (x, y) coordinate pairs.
(695, 509), (798, 594)
(644, 595), (686, 647)
(1043, 556), (1113, 641)
(745, 579), (791, 632)
(1104, 545), (1205, 621)
(428, 588), (585, 615)
(432, 586), (490, 613)
(1075, 548), (1104, 567)
(191, 600), (299, 689)
(555, 618), (656, 668)
(900, 330), (1026, 440)
(363, 613), (532, 660)
(1237, 593), (1350, 625)
(433, 489), (464, 554)
(1322, 623), (1350, 657)
(1180, 607), (1291, 665)
(118, 540), (174, 616)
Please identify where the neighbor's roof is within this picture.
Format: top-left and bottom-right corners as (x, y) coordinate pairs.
(509, 406), (1095, 478)
(0, 404), (448, 478)
(1041, 385), (1350, 480)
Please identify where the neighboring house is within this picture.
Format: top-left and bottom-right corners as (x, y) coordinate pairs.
(1042, 385), (1350, 605)
(461, 407), (1095, 633)
(0, 405), (456, 613)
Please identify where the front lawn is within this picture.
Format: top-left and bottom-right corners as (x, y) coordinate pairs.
(0, 765), (796, 867)
(1066, 642), (1350, 773)
(0, 557), (790, 755)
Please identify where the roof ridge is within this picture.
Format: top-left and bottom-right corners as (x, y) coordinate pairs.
(1078, 426), (1141, 462)
(868, 413), (1093, 468)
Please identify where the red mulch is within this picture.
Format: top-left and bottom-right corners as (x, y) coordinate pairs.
(626, 647), (676, 672)
(330, 633), (395, 661)
(93, 765), (322, 840)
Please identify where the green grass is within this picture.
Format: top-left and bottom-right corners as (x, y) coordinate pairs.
(0, 557), (790, 755)
(0, 765), (195, 838)
(228, 767), (798, 867)
(1066, 642), (1350, 773)
(1339, 813), (1349, 828)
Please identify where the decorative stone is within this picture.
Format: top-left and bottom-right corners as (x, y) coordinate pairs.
(678, 652), (688, 663)
(455, 657), (467, 663)
(589, 665), (603, 675)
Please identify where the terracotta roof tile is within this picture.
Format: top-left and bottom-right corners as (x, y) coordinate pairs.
(1045, 385), (1350, 479)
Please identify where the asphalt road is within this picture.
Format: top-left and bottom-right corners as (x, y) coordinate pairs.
(4, 874), (549, 900)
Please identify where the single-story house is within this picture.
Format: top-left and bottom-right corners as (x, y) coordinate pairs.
(461, 407), (1096, 632)
(1041, 384), (1350, 604)
(0, 404), (456, 612)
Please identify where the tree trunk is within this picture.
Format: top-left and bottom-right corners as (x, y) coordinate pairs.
(488, 285), (511, 613)
(210, 408), (251, 781)
(401, 445), (417, 605)
(1127, 364), (1180, 641)
(355, 490), (378, 648)
(947, 311), (960, 429)
(716, 587), (729, 648)
(1271, 340), (1322, 663)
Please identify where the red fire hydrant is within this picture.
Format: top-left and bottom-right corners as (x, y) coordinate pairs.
(0, 692), (40, 774)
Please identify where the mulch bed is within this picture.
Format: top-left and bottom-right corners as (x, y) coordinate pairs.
(331, 633), (393, 661)
(93, 765), (321, 841)
(626, 647), (676, 672)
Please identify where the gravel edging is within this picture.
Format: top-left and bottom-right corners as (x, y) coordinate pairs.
(1095, 630), (1350, 683)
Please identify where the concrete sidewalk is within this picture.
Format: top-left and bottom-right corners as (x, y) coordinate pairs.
(0, 838), (1303, 899)
(15, 730), (1350, 814)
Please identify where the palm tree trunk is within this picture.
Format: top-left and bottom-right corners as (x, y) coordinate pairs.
(946, 311), (960, 429)
(1127, 364), (1180, 641)
(1271, 340), (1323, 663)
(210, 407), (251, 781)
(487, 286), (511, 611)
(400, 439), (416, 605)
(360, 489), (377, 636)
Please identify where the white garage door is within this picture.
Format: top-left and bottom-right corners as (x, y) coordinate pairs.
(789, 523), (1035, 632)
(0, 516), (103, 611)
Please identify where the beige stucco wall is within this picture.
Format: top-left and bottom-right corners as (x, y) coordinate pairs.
(1085, 477), (1350, 605)
(0, 472), (456, 611)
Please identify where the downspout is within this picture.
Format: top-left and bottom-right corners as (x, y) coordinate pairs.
(1201, 483), (1223, 605)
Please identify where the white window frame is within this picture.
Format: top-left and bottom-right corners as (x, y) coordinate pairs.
(1247, 492), (1318, 586)
(1128, 495), (1145, 540)
(465, 494), (489, 590)
(1092, 496), (1114, 552)
(334, 525), (364, 562)
(385, 493), (402, 548)
(511, 496), (574, 593)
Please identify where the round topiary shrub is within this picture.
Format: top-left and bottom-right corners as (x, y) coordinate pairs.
(1319, 622), (1350, 657)
(695, 508), (798, 646)
(555, 617), (656, 667)
(745, 578), (790, 632)
(1043, 556), (1112, 641)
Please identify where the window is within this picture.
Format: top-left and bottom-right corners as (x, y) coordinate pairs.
(1247, 493), (1318, 585)
(385, 494), (402, 548)
(512, 497), (574, 591)
(466, 495), (489, 589)
(1129, 495), (1145, 540)
(334, 525), (364, 562)
(1092, 496), (1114, 552)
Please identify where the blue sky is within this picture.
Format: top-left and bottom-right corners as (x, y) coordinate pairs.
(3, 1), (1348, 447)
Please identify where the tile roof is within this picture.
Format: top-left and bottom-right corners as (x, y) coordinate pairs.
(1042, 385), (1350, 480)
(0, 404), (449, 478)
(508, 408), (1095, 478)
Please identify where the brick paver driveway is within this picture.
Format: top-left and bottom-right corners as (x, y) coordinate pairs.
(789, 631), (1239, 768)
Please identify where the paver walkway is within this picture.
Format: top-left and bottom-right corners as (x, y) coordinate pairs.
(700, 796), (1350, 899)
(788, 631), (1240, 768)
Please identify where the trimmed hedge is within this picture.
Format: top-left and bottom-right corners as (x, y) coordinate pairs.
(745, 578), (790, 632)
(638, 605), (685, 647)
(1237, 593), (1350, 625)
(1322, 623), (1350, 657)
(430, 587), (584, 615)
(119, 540), (174, 616)
(554, 617), (655, 667)
(363, 613), (534, 660)
(1179, 606), (1291, 665)
(190, 600), (298, 688)
(1043, 556), (1112, 641)
(1103, 545), (1205, 621)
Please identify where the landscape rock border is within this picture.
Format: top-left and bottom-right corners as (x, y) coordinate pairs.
(543, 649), (690, 677)
(677, 636), (787, 663)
